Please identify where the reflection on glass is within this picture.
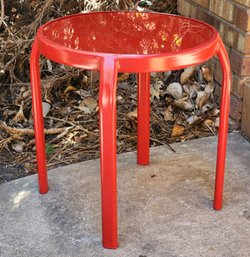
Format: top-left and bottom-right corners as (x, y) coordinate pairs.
(42, 12), (214, 55)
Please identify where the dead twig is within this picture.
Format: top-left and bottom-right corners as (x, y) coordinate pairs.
(45, 116), (98, 136)
(150, 137), (176, 153)
(0, 121), (66, 136)
(0, 0), (4, 27)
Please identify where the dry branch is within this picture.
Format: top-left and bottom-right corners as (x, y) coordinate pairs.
(0, 121), (66, 136)
(0, 0), (4, 27)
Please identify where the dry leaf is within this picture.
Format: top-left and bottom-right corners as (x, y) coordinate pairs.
(12, 103), (26, 123)
(164, 71), (172, 81)
(118, 82), (130, 90)
(206, 82), (215, 93)
(3, 109), (16, 119)
(202, 66), (212, 81)
(63, 85), (77, 95)
(127, 108), (137, 119)
(86, 70), (99, 84)
(74, 134), (88, 143)
(196, 90), (210, 109)
(204, 119), (214, 126)
(118, 73), (129, 82)
(172, 98), (193, 111)
(77, 104), (91, 114)
(24, 163), (36, 173)
(215, 117), (220, 127)
(163, 106), (174, 121)
(201, 103), (213, 113)
(212, 108), (220, 116)
(180, 66), (195, 84)
(151, 80), (164, 100)
(77, 97), (97, 114)
(84, 97), (97, 113)
(171, 124), (185, 137)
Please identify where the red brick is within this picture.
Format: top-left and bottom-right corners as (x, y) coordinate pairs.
(231, 75), (246, 98)
(214, 82), (242, 121)
(214, 59), (223, 83)
(219, 22), (239, 48)
(177, 0), (198, 17)
(235, 5), (250, 31)
(241, 82), (250, 138)
(234, 0), (250, 8)
(237, 32), (250, 54)
(230, 49), (250, 76)
(196, 8), (221, 29)
(230, 94), (243, 120)
(191, 5), (250, 54)
(214, 59), (245, 98)
(191, 0), (210, 8)
(209, 0), (235, 22)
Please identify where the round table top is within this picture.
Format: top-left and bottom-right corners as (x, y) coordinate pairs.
(41, 12), (216, 55)
(37, 12), (219, 72)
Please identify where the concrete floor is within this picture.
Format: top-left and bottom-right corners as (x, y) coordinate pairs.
(0, 132), (249, 257)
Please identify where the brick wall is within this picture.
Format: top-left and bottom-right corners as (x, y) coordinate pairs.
(177, 0), (250, 138)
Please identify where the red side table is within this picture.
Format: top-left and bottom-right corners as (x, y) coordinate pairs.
(30, 11), (231, 249)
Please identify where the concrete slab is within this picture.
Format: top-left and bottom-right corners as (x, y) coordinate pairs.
(0, 132), (249, 257)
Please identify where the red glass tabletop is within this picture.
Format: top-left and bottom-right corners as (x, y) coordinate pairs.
(41, 12), (216, 55)
(37, 12), (219, 72)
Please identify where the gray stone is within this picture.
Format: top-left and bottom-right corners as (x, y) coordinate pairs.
(166, 82), (183, 100)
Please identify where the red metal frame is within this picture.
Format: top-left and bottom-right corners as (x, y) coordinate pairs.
(30, 12), (231, 249)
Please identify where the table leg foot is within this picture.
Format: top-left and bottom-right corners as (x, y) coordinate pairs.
(30, 38), (48, 194)
(214, 38), (231, 211)
(99, 57), (118, 249)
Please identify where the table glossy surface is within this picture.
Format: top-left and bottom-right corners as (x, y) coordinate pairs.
(42, 12), (215, 55)
(37, 12), (219, 72)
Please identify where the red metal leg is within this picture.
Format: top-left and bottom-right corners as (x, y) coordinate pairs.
(99, 57), (118, 249)
(137, 73), (150, 165)
(214, 38), (232, 210)
(30, 38), (48, 194)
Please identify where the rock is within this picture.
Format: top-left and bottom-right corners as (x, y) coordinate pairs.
(166, 82), (183, 100)
(180, 66), (195, 84)
(187, 115), (200, 125)
(46, 60), (52, 72)
(172, 98), (194, 111)
(215, 117), (220, 127)
(42, 102), (51, 117)
(12, 141), (25, 152)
